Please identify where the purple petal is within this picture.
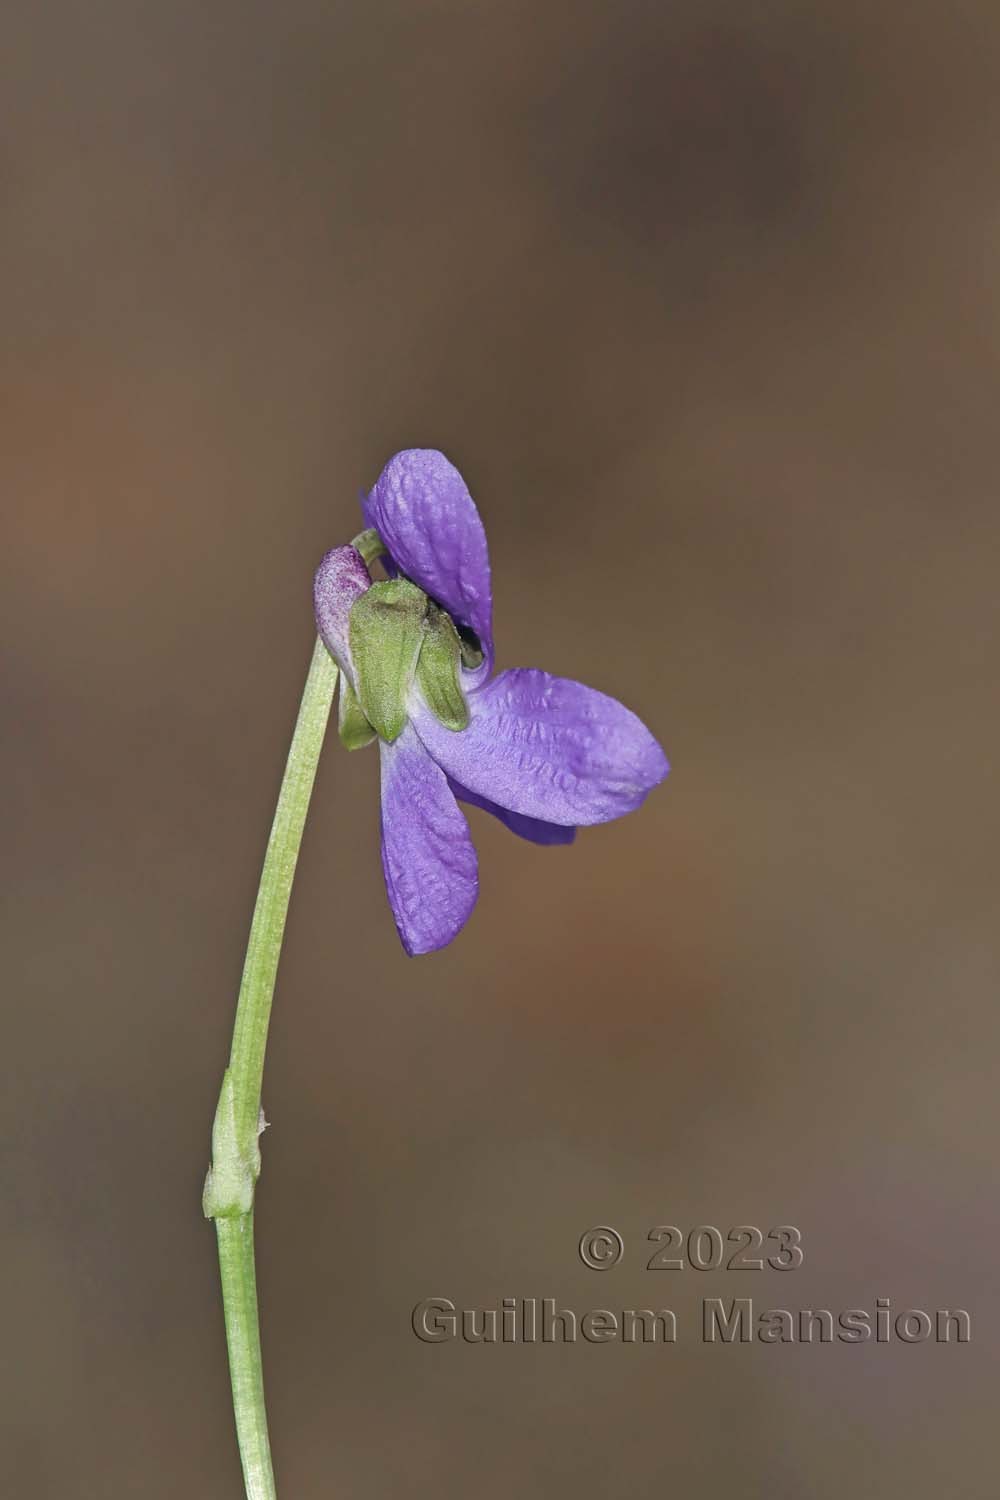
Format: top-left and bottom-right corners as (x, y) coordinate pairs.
(379, 724), (479, 955)
(313, 545), (371, 686)
(449, 779), (576, 845)
(364, 450), (494, 669)
(412, 669), (669, 826)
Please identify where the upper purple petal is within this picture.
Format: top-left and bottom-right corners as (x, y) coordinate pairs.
(364, 449), (494, 670)
(412, 668), (669, 826)
(449, 779), (576, 845)
(313, 545), (371, 687)
(378, 724), (479, 955)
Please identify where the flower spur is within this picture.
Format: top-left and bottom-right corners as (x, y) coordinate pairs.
(313, 449), (668, 955)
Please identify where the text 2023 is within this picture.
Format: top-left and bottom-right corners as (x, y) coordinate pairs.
(646, 1225), (803, 1270)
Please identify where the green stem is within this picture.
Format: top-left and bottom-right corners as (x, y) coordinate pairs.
(204, 636), (338, 1499)
(215, 1214), (272, 1499)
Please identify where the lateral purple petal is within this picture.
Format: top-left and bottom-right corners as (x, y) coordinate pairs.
(449, 780), (576, 845)
(365, 449), (494, 669)
(413, 669), (669, 826)
(313, 545), (371, 686)
(379, 725), (479, 955)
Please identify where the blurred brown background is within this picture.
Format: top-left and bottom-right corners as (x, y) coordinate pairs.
(3, 1), (999, 1495)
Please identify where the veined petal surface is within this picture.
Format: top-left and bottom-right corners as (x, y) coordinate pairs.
(379, 724), (479, 955)
(413, 669), (668, 827)
(364, 449), (494, 669)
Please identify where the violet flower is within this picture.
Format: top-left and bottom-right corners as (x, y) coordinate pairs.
(314, 449), (668, 955)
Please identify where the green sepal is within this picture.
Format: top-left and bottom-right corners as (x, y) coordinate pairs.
(338, 676), (376, 750)
(416, 605), (469, 731)
(349, 578), (427, 742)
(350, 527), (386, 568)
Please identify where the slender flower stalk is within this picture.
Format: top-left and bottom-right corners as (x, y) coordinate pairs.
(204, 635), (338, 1500)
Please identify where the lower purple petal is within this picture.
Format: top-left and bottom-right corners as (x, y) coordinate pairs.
(412, 668), (669, 826)
(449, 779), (576, 845)
(379, 724), (479, 955)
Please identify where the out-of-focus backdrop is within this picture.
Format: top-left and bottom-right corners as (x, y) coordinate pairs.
(4, 2), (998, 1495)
